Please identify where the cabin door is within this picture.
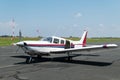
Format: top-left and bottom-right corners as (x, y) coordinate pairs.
(65, 40), (70, 49)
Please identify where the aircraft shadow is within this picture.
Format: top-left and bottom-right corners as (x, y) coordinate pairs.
(11, 55), (112, 66)
(11, 55), (51, 64)
(51, 57), (112, 66)
(11, 55), (28, 59)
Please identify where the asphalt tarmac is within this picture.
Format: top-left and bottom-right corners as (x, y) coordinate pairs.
(0, 42), (120, 80)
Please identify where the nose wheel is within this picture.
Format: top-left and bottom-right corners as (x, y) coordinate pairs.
(25, 55), (42, 64)
(26, 56), (32, 64)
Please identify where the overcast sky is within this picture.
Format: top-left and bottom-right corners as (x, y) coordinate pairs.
(0, 0), (120, 37)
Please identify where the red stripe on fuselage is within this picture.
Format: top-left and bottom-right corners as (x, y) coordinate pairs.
(27, 44), (65, 46)
(26, 44), (74, 48)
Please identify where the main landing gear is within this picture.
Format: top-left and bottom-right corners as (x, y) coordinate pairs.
(65, 40), (72, 61)
(67, 52), (72, 61)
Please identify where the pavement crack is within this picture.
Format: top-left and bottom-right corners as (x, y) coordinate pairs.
(13, 71), (29, 80)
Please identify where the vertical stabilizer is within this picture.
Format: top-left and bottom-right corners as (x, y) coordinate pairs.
(79, 30), (88, 47)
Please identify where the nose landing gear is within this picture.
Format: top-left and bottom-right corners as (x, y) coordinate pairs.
(25, 55), (42, 64)
(26, 56), (32, 64)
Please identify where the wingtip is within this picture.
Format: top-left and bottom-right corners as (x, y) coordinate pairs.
(103, 44), (118, 48)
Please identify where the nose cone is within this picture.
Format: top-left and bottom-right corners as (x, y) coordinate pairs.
(16, 41), (25, 46)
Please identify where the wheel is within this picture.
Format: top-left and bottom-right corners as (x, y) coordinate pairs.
(26, 57), (32, 64)
(67, 52), (72, 61)
(68, 56), (72, 61)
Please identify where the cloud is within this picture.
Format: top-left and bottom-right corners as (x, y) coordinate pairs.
(0, 22), (9, 28)
(99, 23), (104, 27)
(73, 24), (78, 27)
(74, 12), (82, 18)
(0, 22), (2, 25)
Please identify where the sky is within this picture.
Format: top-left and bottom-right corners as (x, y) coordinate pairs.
(0, 0), (120, 37)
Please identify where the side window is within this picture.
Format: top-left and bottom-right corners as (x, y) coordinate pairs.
(53, 38), (59, 44)
(61, 40), (64, 44)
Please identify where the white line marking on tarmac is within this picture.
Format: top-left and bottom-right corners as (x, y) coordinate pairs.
(0, 55), (16, 56)
(0, 65), (16, 69)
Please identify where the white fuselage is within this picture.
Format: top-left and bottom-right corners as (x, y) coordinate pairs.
(15, 31), (88, 56)
(16, 36), (77, 55)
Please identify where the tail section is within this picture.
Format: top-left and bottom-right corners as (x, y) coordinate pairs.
(73, 30), (88, 48)
(79, 30), (88, 47)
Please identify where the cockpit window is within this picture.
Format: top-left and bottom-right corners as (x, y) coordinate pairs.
(53, 38), (59, 44)
(42, 37), (52, 43)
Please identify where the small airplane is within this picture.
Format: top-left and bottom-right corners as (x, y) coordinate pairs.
(14, 31), (118, 63)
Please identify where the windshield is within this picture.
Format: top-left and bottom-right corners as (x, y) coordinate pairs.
(41, 37), (52, 43)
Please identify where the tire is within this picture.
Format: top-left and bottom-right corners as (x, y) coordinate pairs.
(26, 57), (32, 64)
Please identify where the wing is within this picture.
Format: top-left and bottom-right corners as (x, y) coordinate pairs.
(50, 44), (118, 53)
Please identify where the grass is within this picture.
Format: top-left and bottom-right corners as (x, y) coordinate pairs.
(0, 37), (120, 46)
